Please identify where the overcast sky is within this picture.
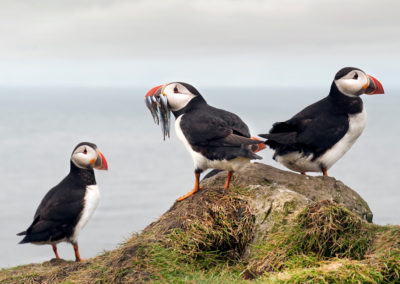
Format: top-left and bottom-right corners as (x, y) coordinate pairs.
(0, 0), (399, 87)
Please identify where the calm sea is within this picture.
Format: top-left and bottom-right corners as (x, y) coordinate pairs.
(0, 86), (398, 268)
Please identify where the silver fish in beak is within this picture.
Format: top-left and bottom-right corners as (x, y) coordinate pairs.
(145, 95), (160, 125)
(145, 85), (171, 140)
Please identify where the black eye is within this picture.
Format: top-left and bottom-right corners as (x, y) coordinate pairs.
(173, 86), (179, 93)
(353, 73), (358, 80)
(83, 148), (87, 154)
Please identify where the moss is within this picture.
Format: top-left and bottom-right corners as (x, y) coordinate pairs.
(375, 249), (400, 282)
(296, 200), (374, 259)
(282, 200), (297, 216)
(366, 225), (400, 283)
(264, 259), (384, 283)
(247, 200), (374, 275)
(90, 187), (255, 283)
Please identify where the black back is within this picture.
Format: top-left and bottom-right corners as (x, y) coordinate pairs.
(17, 162), (96, 244)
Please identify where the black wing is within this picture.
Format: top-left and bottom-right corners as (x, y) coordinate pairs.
(206, 105), (251, 138)
(18, 175), (85, 243)
(181, 107), (260, 147)
(260, 97), (349, 158)
(181, 107), (261, 160)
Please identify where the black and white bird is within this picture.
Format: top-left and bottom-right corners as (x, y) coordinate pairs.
(259, 67), (384, 176)
(17, 142), (108, 262)
(146, 83), (265, 201)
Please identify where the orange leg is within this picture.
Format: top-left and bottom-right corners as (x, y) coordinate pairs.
(224, 171), (233, 189)
(52, 244), (60, 259)
(73, 243), (86, 262)
(322, 169), (328, 176)
(301, 172), (306, 175)
(177, 172), (202, 202)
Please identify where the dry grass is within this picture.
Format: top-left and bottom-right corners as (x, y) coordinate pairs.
(365, 225), (400, 282)
(296, 200), (374, 259)
(1, 192), (399, 283)
(247, 200), (374, 276)
(0, 186), (254, 283)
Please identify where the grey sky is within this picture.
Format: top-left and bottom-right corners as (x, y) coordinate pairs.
(1, 0), (399, 87)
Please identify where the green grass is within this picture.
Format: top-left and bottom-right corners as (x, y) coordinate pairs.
(247, 200), (375, 275)
(1, 195), (399, 283)
(265, 259), (384, 283)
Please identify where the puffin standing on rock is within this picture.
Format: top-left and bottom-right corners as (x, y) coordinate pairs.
(145, 82), (265, 201)
(259, 67), (384, 176)
(17, 142), (108, 262)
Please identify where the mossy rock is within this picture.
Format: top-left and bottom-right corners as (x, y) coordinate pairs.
(1, 163), (398, 284)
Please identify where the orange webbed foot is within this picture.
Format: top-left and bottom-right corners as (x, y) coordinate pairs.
(176, 187), (203, 202)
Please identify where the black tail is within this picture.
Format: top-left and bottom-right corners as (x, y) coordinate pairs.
(258, 132), (297, 150)
(17, 230), (27, 236)
(17, 230), (31, 244)
(18, 236), (30, 244)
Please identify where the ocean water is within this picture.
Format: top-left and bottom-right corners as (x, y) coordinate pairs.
(0, 86), (398, 268)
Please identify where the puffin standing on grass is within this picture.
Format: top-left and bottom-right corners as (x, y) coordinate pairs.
(17, 142), (108, 262)
(146, 82), (265, 201)
(259, 67), (384, 176)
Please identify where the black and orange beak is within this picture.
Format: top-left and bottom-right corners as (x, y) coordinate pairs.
(250, 136), (267, 153)
(94, 150), (108, 170)
(364, 75), (384, 95)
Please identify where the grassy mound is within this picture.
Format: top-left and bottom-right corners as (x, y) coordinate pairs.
(0, 187), (254, 283)
(1, 186), (399, 283)
(246, 201), (399, 283)
(247, 200), (374, 276)
(102, 186), (254, 282)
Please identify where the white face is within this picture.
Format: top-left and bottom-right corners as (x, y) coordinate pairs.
(71, 145), (98, 169)
(162, 83), (196, 111)
(334, 69), (369, 97)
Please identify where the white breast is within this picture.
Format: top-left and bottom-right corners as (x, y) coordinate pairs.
(70, 185), (100, 243)
(276, 108), (367, 173)
(318, 108), (367, 170)
(276, 151), (321, 173)
(175, 115), (208, 171)
(175, 115), (250, 172)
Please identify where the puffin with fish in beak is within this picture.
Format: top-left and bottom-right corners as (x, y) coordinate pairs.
(259, 67), (384, 176)
(145, 82), (265, 201)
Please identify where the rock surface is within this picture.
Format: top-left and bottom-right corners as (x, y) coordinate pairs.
(203, 162), (372, 221)
(149, 162), (372, 260)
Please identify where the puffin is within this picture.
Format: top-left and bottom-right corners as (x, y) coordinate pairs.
(259, 67), (384, 176)
(146, 82), (265, 201)
(17, 142), (108, 262)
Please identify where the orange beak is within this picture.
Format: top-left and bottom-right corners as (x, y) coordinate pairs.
(145, 85), (163, 97)
(250, 136), (267, 153)
(365, 75), (384, 95)
(94, 151), (108, 170)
